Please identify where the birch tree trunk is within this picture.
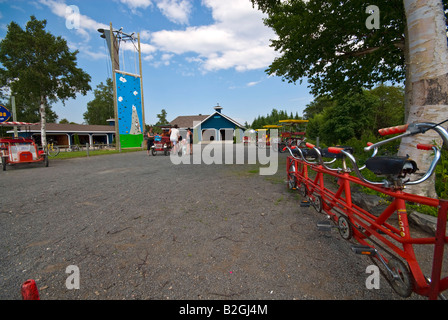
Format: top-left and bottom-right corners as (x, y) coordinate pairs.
(40, 95), (47, 150)
(399, 0), (448, 198)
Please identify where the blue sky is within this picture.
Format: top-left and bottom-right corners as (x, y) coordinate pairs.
(0, 0), (314, 126)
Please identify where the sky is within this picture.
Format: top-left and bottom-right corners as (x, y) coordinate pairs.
(0, 0), (314, 126)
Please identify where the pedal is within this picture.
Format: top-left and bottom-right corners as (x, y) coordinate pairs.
(300, 200), (310, 207)
(351, 245), (377, 256)
(317, 220), (333, 231)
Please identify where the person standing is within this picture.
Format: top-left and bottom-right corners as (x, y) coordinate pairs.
(186, 128), (193, 155)
(169, 124), (180, 154)
(147, 127), (154, 156)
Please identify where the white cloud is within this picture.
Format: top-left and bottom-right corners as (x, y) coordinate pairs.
(39, 0), (156, 61)
(139, 30), (152, 41)
(118, 0), (153, 12)
(120, 41), (157, 54)
(247, 80), (261, 87)
(79, 46), (108, 60)
(156, 0), (192, 25)
(39, 0), (108, 40)
(39, 0), (276, 73)
(150, 0), (277, 72)
(118, 0), (191, 24)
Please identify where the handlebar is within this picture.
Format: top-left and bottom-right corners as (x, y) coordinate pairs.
(378, 124), (409, 136)
(283, 145), (337, 167)
(305, 142), (315, 149)
(417, 143), (435, 151)
(359, 122), (446, 186)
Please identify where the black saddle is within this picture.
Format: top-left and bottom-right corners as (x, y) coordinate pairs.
(292, 147), (319, 158)
(365, 156), (418, 177)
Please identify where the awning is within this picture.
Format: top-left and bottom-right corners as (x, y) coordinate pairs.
(0, 122), (39, 126)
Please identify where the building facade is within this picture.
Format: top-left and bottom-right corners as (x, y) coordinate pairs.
(170, 106), (246, 143)
(11, 123), (115, 147)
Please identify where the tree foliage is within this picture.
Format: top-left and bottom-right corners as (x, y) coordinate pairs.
(0, 16), (91, 143)
(251, 108), (301, 129)
(0, 94), (58, 123)
(250, 0), (448, 97)
(0, 16), (91, 106)
(83, 78), (114, 125)
(155, 109), (169, 126)
(305, 85), (404, 145)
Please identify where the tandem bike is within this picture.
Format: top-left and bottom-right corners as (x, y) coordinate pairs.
(284, 122), (448, 299)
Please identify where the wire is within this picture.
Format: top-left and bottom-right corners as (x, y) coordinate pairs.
(103, 38), (112, 79)
(421, 118), (448, 134)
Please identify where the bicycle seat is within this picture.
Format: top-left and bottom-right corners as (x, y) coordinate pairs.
(365, 156), (418, 177)
(300, 147), (320, 158)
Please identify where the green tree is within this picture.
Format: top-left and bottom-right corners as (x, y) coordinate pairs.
(0, 16), (91, 147)
(155, 109), (169, 126)
(369, 84), (404, 131)
(251, 108), (301, 129)
(251, 0), (410, 97)
(319, 91), (377, 145)
(303, 95), (335, 120)
(83, 78), (114, 125)
(0, 94), (58, 124)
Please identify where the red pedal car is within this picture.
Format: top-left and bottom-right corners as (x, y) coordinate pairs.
(0, 137), (48, 171)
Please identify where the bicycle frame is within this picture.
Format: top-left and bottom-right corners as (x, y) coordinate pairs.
(285, 122), (448, 299)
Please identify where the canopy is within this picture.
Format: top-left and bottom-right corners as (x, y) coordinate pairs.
(0, 122), (39, 126)
(262, 125), (283, 129)
(278, 119), (309, 124)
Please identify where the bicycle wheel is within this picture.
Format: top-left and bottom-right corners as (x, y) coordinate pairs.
(1, 156), (7, 171)
(44, 154), (49, 167)
(386, 258), (413, 298)
(312, 195), (323, 213)
(287, 160), (297, 190)
(337, 214), (353, 240)
(47, 146), (60, 157)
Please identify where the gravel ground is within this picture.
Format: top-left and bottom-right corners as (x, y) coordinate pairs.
(0, 146), (445, 301)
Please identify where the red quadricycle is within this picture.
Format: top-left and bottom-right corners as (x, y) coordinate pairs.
(151, 135), (171, 156)
(278, 119), (308, 152)
(150, 125), (173, 156)
(0, 136), (48, 171)
(257, 125), (283, 150)
(285, 122), (448, 299)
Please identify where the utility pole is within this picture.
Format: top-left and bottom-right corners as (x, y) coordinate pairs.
(138, 32), (146, 133)
(109, 22), (121, 152)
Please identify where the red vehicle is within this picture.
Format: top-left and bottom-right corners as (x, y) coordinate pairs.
(150, 126), (177, 156)
(151, 135), (171, 156)
(278, 119), (308, 152)
(0, 137), (48, 171)
(284, 122), (448, 300)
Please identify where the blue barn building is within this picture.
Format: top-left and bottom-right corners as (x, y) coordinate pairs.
(170, 105), (246, 143)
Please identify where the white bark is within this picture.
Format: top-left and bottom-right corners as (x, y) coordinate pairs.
(400, 0), (448, 198)
(40, 95), (47, 149)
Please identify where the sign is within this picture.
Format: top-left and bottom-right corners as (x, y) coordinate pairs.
(0, 105), (12, 123)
